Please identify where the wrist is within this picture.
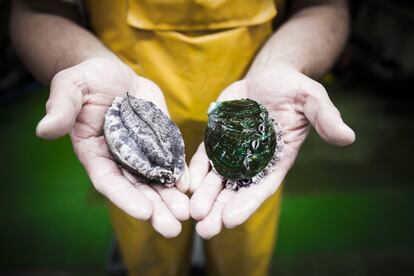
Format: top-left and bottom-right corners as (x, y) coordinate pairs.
(56, 50), (116, 70)
(246, 61), (304, 80)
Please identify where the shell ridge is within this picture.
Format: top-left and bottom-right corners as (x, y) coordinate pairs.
(126, 95), (170, 160)
(120, 98), (169, 168)
(105, 99), (155, 176)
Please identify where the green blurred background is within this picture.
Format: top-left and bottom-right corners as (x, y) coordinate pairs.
(2, 78), (414, 275)
(1, 0), (414, 275)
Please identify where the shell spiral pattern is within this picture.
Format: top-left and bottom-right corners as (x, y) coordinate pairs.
(104, 94), (185, 186)
(205, 99), (283, 190)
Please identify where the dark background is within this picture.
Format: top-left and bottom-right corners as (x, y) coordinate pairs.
(1, 0), (414, 275)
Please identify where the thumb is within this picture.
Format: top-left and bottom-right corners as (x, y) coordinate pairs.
(217, 80), (248, 101)
(36, 68), (86, 139)
(302, 78), (355, 146)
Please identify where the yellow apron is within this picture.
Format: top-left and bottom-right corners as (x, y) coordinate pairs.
(85, 0), (284, 275)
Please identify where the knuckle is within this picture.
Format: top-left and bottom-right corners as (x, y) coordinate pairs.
(310, 81), (328, 98)
(246, 75), (262, 90)
(51, 68), (71, 84)
(91, 172), (115, 195)
(45, 99), (53, 111)
(92, 180), (106, 195)
(225, 79), (247, 93)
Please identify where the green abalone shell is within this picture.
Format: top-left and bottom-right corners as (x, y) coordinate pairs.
(204, 99), (283, 190)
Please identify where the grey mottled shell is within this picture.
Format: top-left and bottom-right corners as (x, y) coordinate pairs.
(104, 94), (185, 186)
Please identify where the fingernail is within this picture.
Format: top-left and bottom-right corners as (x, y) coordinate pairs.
(36, 115), (62, 139)
(36, 116), (51, 137)
(338, 124), (356, 146)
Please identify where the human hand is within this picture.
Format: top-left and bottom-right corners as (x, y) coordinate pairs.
(189, 64), (355, 239)
(37, 56), (190, 238)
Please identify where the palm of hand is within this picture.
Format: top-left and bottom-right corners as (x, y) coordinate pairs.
(37, 57), (190, 238)
(190, 65), (355, 239)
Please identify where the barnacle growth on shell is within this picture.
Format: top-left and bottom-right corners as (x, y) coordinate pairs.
(204, 99), (283, 191)
(104, 93), (185, 186)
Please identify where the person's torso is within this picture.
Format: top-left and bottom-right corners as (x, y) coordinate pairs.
(86, 0), (281, 124)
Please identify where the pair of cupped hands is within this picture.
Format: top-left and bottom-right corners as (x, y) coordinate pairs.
(37, 56), (355, 239)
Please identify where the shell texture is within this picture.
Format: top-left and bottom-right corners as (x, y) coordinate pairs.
(205, 99), (283, 190)
(104, 94), (185, 186)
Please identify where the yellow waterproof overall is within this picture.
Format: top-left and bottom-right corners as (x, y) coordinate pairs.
(86, 1), (283, 275)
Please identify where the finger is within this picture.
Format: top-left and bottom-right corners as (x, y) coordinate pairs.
(196, 189), (234, 239)
(90, 166), (152, 221)
(302, 79), (355, 146)
(153, 185), (190, 221)
(137, 184), (182, 238)
(123, 167), (189, 229)
(37, 68), (86, 139)
(189, 143), (210, 193)
(176, 165), (190, 193)
(72, 136), (153, 220)
(222, 167), (286, 229)
(190, 171), (223, 220)
(120, 168), (140, 184)
(123, 168), (189, 224)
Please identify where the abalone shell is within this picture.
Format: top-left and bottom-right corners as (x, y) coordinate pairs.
(204, 99), (283, 190)
(104, 94), (185, 186)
